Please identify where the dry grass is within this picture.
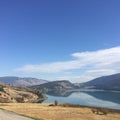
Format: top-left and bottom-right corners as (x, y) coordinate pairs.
(0, 103), (120, 120)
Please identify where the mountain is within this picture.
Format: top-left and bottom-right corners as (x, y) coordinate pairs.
(0, 83), (46, 103)
(81, 73), (120, 90)
(30, 80), (78, 93)
(0, 76), (48, 87)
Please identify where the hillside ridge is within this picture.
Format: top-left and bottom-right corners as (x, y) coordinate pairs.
(0, 76), (48, 86)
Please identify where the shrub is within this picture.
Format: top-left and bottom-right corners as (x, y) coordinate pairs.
(0, 86), (4, 92)
(16, 97), (24, 103)
(91, 108), (107, 115)
(54, 100), (59, 106)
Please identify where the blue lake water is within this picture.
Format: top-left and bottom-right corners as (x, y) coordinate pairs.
(43, 89), (120, 110)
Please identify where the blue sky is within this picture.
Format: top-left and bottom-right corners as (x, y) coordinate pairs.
(0, 0), (120, 82)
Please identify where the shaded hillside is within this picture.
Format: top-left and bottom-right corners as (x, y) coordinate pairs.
(81, 73), (120, 90)
(30, 80), (77, 93)
(0, 76), (48, 87)
(0, 83), (46, 103)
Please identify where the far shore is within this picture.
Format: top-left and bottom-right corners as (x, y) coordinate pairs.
(0, 103), (120, 120)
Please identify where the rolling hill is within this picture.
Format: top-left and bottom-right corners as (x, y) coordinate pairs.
(0, 83), (46, 103)
(0, 76), (48, 87)
(30, 73), (120, 92)
(81, 73), (120, 90)
(30, 80), (78, 93)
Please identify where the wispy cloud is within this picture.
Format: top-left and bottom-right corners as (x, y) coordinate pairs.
(15, 46), (120, 82)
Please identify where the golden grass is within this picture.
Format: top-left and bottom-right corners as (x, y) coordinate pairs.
(0, 103), (120, 120)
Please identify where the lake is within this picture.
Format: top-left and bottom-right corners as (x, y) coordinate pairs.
(43, 89), (120, 110)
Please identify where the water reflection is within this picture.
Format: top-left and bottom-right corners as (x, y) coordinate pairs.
(43, 89), (120, 110)
(46, 90), (73, 97)
(83, 91), (120, 104)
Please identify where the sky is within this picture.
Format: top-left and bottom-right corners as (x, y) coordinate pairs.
(0, 0), (120, 83)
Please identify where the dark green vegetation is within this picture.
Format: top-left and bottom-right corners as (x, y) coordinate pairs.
(0, 86), (4, 92)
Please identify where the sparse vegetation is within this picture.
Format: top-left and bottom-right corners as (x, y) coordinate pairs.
(0, 103), (120, 120)
(34, 90), (45, 98)
(0, 86), (4, 92)
(16, 97), (24, 103)
(0, 83), (46, 103)
(61, 103), (81, 107)
(91, 108), (107, 115)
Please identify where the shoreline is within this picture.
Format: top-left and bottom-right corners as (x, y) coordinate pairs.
(44, 101), (120, 111)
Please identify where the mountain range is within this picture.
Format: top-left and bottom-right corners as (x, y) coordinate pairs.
(0, 73), (120, 91)
(0, 73), (120, 103)
(81, 73), (120, 91)
(30, 73), (120, 92)
(0, 76), (47, 87)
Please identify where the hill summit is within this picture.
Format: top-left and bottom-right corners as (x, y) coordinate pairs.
(0, 76), (47, 86)
(30, 80), (77, 93)
(81, 73), (120, 90)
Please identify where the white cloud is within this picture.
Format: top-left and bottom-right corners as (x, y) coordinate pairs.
(15, 46), (120, 82)
(15, 61), (83, 73)
(56, 75), (95, 83)
(56, 69), (117, 83)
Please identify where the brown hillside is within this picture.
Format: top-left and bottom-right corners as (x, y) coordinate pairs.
(0, 83), (46, 103)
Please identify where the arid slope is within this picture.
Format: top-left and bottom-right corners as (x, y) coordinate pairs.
(0, 84), (45, 103)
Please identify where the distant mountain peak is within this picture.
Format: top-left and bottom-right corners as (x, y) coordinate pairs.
(0, 76), (48, 87)
(81, 73), (120, 90)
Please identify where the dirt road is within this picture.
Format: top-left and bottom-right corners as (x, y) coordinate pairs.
(0, 109), (33, 120)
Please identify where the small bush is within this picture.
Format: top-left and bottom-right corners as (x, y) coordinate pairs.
(91, 108), (107, 115)
(62, 103), (81, 108)
(49, 104), (54, 106)
(54, 100), (59, 106)
(16, 97), (24, 103)
(0, 86), (4, 92)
